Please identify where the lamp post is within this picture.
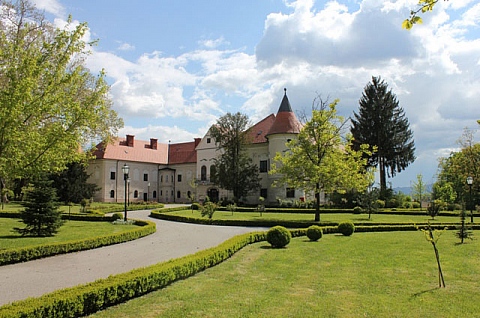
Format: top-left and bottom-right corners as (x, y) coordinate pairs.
(127, 178), (130, 206)
(466, 176), (473, 223)
(122, 164), (130, 221)
(147, 182), (150, 202)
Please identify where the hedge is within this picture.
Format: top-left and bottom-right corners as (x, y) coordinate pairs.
(0, 219), (156, 266)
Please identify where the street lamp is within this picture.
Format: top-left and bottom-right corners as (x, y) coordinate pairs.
(122, 164), (130, 221)
(147, 182), (150, 202)
(127, 178), (130, 206)
(466, 176), (473, 223)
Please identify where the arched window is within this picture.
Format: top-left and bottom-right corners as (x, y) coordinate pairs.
(201, 165), (207, 181)
(187, 191), (191, 198)
(134, 190), (138, 198)
(110, 190), (115, 198)
(153, 190), (157, 198)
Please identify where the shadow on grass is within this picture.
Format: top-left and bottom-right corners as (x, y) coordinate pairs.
(411, 287), (439, 299)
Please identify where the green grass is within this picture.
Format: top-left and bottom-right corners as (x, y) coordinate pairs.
(90, 230), (480, 317)
(0, 218), (137, 250)
(167, 209), (461, 224)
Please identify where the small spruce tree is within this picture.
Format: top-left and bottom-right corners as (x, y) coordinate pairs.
(15, 178), (65, 237)
(456, 206), (473, 244)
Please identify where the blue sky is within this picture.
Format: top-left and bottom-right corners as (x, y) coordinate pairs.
(34, 0), (480, 188)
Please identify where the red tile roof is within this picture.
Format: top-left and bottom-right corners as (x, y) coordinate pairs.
(247, 114), (276, 144)
(93, 137), (168, 164)
(168, 141), (197, 164)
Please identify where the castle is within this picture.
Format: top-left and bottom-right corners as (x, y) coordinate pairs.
(87, 90), (305, 205)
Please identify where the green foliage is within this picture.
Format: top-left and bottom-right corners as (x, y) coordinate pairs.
(306, 225), (323, 241)
(14, 179), (64, 237)
(351, 76), (415, 193)
(200, 202), (217, 219)
(266, 226), (291, 248)
(271, 97), (374, 222)
(209, 112), (261, 203)
(49, 162), (99, 204)
(353, 206), (363, 214)
(338, 221), (355, 236)
(111, 213), (123, 221)
(411, 174), (429, 210)
(403, 0), (439, 29)
(412, 202), (421, 209)
(0, 1), (123, 182)
(456, 208), (474, 243)
(376, 199), (386, 209)
(191, 203), (201, 210)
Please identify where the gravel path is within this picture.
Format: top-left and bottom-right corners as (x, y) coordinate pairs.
(0, 209), (264, 306)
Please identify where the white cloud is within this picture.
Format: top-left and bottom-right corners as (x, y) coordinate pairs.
(117, 42), (135, 51)
(31, 0), (64, 17)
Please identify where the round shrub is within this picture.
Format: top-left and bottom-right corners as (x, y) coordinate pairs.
(191, 203), (201, 210)
(412, 202), (421, 209)
(111, 213), (123, 221)
(353, 206), (363, 214)
(306, 225), (323, 241)
(267, 226), (291, 248)
(338, 221), (355, 236)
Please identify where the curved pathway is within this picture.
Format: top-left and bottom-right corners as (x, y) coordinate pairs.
(0, 209), (264, 306)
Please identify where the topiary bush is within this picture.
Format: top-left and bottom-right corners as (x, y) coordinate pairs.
(111, 213), (123, 221)
(266, 226), (291, 248)
(338, 221), (355, 236)
(191, 203), (201, 210)
(306, 225), (323, 241)
(353, 206), (363, 214)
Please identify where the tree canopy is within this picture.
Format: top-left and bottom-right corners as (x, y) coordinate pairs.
(0, 0), (123, 182)
(271, 97), (374, 222)
(351, 76), (415, 195)
(435, 129), (479, 205)
(210, 112), (260, 203)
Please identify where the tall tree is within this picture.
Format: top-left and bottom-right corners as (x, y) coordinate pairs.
(49, 161), (99, 204)
(210, 112), (260, 203)
(0, 0), (123, 183)
(351, 76), (415, 195)
(271, 98), (374, 222)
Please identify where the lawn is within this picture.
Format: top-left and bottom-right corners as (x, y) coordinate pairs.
(90, 230), (479, 317)
(165, 209), (462, 224)
(0, 218), (138, 250)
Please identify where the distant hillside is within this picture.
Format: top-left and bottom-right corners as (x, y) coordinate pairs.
(393, 184), (433, 196)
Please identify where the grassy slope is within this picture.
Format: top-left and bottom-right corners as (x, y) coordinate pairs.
(91, 230), (479, 318)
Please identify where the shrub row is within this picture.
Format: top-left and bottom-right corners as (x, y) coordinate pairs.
(0, 219), (156, 266)
(149, 210), (337, 228)
(87, 203), (164, 215)
(0, 231), (267, 318)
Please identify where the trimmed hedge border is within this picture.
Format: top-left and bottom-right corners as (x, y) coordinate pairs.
(0, 219), (156, 266)
(1, 224), (478, 317)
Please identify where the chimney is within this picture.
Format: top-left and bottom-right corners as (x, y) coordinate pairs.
(194, 138), (201, 147)
(126, 135), (135, 147)
(150, 138), (158, 150)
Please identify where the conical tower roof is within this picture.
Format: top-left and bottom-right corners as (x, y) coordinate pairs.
(266, 88), (301, 136)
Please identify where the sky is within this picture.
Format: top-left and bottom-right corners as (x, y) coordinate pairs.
(32, 0), (480, 188)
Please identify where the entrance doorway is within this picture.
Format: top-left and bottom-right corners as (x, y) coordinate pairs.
(207, 188), (219, 203)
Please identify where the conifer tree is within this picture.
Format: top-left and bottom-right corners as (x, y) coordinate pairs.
(15, 178), (64, 237)
(351, 76), (415, 195)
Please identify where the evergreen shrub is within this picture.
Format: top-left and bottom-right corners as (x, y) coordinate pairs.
(338, 221), (355, 236)
(191, 203), (201, 210)
(266, 226), (291, 248)
(353, 206), (363, 214)
(111, 213), (123, 221)
(306, 225), (323, 241)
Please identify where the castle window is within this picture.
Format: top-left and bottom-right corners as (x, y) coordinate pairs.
(259, 160), (268, 173)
